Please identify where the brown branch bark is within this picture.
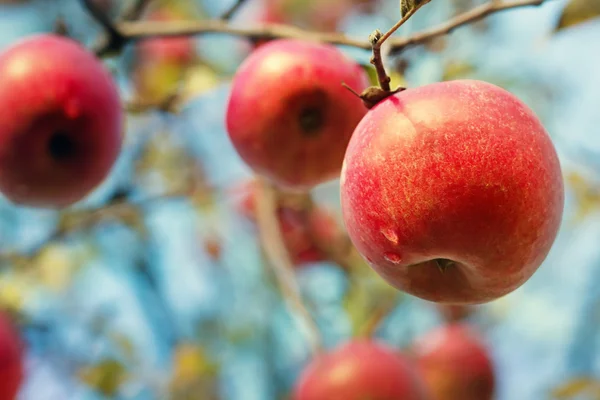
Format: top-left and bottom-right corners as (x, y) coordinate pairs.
(221, 0), (249, 21)
(110, 0), (547, 55)
(255, 179), (323, 355)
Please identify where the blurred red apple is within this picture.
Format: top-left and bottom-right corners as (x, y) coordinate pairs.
(341, 79), (564, 304)
(0, 312), (23, 400)
(294, 340), (428, 400)
(226, 39), (369, 191)
(0, 34), (122, 208)
(412, 323), (495, 400)
(231, 180), (342, 266)
(135, 9), (197, 66)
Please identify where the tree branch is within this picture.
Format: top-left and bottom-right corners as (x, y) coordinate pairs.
(120, 0), (152, 21)
(388, 0), (547, 54)
(108, 0), (546, 56)
(81, 0), (126, 56)
(221, 0), (249, 21)
(255, 178), (323, 355)
(368, 0), (432, 90)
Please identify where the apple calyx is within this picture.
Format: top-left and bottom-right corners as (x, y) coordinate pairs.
(435, 259), (456, 273)
(342, 82), (406, 109)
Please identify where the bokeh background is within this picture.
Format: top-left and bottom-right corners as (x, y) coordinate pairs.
(0, 0), (599, 399)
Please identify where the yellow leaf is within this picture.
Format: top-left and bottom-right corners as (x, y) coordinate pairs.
(0, 275), (30, 314)
(442, 60), (477, 81)
(551, 377), (600, 399)
(566, 171), (600, 224)
(555, 0), (600, 32)
(79, 359), (128, 397)
(171, 343), (218, 388)
(362, 65), (407, 89)
(179, 64), (221, 103)
(35, 245), (75, 292)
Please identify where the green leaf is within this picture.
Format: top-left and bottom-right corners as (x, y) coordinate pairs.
(79, 359), (128, 397)
(400, 0), (430, 16)
(555, 0), (600, 32)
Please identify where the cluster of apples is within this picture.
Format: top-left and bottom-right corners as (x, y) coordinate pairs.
(294, 321), (495, 400)
(226, 38), (564, 305)
(0, 1), (564, 398)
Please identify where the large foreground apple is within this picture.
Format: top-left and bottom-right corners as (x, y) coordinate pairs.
(293, 340), (428, 400)
(341, 79), (564, 304)
(412, 323), (495, 400)
(226, 39), (369, 191)
(0, 34), (122, 208)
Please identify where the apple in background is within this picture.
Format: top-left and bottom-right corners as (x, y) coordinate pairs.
(0, 34), (123, 208)
(135, 9), (197, 66)
(226, 39), (369, 191)
(0, 312), (24, 400)
(294, 340), (428, 400)
(132, 7), (197, 104)
(412, 323), (495, 400)
(231, 179), (342, 266)
(341, 79), (564, 304)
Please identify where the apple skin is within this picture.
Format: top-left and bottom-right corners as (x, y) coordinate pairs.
(294, 340), (429, 400)
(340, 79), (564, 304)
(0, 34), (122, 208)
(412, 323), (494, 400)
(226, 39), (369, 191)
(0, 313), (24, 400)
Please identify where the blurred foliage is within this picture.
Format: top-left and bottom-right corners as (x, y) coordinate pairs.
(556, 0), (600, 32)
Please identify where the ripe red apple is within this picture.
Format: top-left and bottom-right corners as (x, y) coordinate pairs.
(0, 34), (123, 208)
(341, 79), (564, 304)
(412, 323), (494, 400)
(0, 313), (24, 400)
(294, 340), (428, 400)
(226, 39), (369, 191)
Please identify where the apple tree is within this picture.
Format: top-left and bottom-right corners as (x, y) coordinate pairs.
(0, 0), (598, 399)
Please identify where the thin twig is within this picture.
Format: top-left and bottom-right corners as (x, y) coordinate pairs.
(120, 0), (152, 21)
(81, 0), (125, 52)
(221, 0), (249, 21)
(369, 0), (432, 90)
(111, 0), (547, 54)
(388, 0), (547, 54)
(255, 178), (323, 355)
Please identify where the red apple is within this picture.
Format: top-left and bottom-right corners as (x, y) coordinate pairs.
(231, 180), (342, 266)
(0, 34), (123, 208)
(340, 79), (564, 304)
(412, 323), (494, 400)
(135, 10), (196, 66)
(294, 340), (428, 400)
(226, 39), (369, 191)
(0, 313), (24, 400)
